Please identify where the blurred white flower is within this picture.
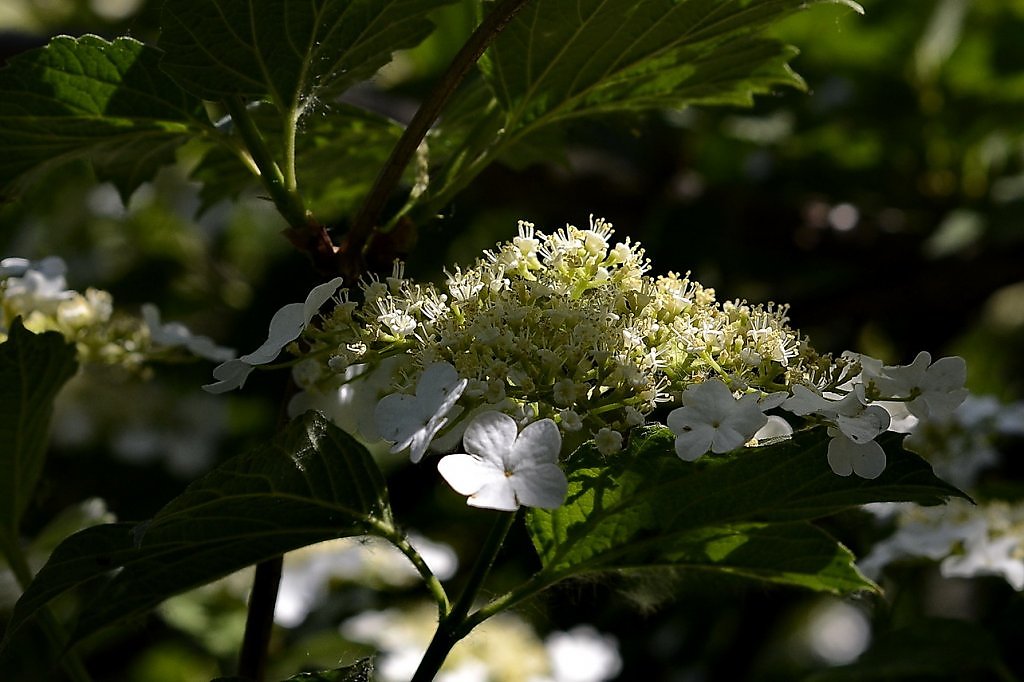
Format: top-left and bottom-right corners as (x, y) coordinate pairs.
(1, 255), (74, 314)
(666, 379), (768, 461)
(535, 625), (622, 682)
(142, 303), (234, 362)
(375, 361), (468, 462)
(203, 277), (344, 393)
(438, 411), (567, 511)
(941, 527), (1024, 590)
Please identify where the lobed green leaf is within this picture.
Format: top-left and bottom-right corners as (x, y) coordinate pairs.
(0, 35), (210, 200)
(0, 319), (78, 542)
(527, 426), (963, 592)
(2, 412), (393, 647)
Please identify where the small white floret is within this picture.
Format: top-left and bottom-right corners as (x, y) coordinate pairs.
(375, 361), (467, 462)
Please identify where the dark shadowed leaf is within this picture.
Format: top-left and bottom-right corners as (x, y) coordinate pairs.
(158, 0), (456, 109)
(527, 426), (963, 592)
(0, 319), (78, 542)
(2, 412), (393, 647)
(279, 657), (375, 681)
(0, 35), (209, 200)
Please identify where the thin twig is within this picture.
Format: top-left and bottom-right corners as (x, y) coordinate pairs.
(344, 0), (532, 260)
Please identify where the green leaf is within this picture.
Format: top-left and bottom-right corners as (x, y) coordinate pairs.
(804, 618), (1011, 681)
(482, 0), (862, 127)
(0, 35), (210, 200)
(158, 0), (457, 108)
(0, 319), (78, 542)
(2, 412), (393, 647)
(278, 658), (374, 681)
(212, 659), (375, 682)
(425, 0), (862, 209)
(192, 104), (403, 218)
(526, 426), (962, 592)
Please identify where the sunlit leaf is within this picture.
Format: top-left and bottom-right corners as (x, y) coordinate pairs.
(0, 319), (78, 542)
(2, 412), (393, 647)
(0, 35), (209, 200)
(527, 426), (962, 592)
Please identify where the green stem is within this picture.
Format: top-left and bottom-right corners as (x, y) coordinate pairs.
(409, 510), (517, 682)
(223, 96), (308, 230)
(0, 532), (94, 682)
(456, 571), (557, 640)
(346, 0), (532, 254)
(282, 106), (300, 192)
(236, 555), (283, 682)
(375, 523), (451, 618)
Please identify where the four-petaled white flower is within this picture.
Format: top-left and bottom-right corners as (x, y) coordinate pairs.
(666, 379), (768, 462)
(204, 277), (344, 393)
(868, 351), (968, 419)
(437, 411), (568, 511)
(825, 427), (886, 479)
(375, 361), (468, 463)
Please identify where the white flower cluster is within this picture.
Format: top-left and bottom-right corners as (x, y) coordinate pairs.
(1, 256), (232, 367)
(206, 218), (968, 510)
(859, 395), (1024, 590)
(860, 498), (1024, 590)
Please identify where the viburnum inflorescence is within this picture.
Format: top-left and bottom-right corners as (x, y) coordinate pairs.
(240, 217), (971, 509)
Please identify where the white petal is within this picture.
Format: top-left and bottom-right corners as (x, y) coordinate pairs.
(508, 418), (562, 466)
(752, 415), (793, 443)
(203, 359), (254, 393)
(512, 463), (568, 509)
(758, 391), (788, 410)
(466, 479), (519, 511)
(709, 425), (749, 453)
(374, 393), (424, 439)
(462, 411), (518, 466)
(302, 277), (345, 324)
(674, 426), (714, 462)
(241, 302), (305, 365)
(418, 361), (468, 413)
(0, 257), (30, 277)
(437, 454), (504, 496)
(836, 404), (890, 443)
(783, 385), (835, 417)
(827, 432), (886, 479)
